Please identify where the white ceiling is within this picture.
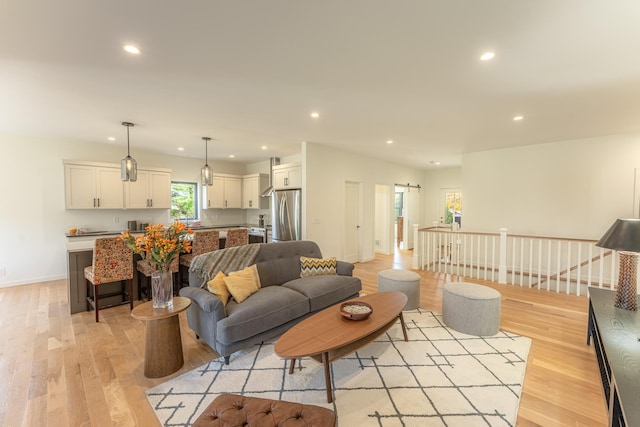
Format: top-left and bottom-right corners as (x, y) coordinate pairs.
(1, 1), (640, 169)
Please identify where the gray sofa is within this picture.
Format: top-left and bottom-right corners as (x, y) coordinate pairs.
(179, 240), (362, 363)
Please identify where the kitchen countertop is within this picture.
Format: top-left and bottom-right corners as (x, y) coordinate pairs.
(65, 224), (271, 238)
(65, 224), (271, 252)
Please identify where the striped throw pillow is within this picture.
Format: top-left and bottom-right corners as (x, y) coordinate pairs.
(300, 256), (337, 277)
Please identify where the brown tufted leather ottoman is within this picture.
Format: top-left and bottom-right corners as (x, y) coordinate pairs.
(193, 393), (336, 427)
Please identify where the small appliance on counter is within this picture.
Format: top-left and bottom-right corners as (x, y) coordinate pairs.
(248, 227), (268, 244)
(127, 220), (137, 231)
(139, 223), (149, 230)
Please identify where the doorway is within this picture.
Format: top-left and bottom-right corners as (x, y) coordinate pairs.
(394, 185), (419, 250)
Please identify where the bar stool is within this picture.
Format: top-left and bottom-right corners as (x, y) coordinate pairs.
(137, 256), (180, 299)
(84, 237), (134, 322)
(179, 230), (219, 285)
(225, 228), (249, 248)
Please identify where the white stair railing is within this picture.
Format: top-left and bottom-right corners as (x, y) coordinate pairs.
(415, 226), (616, 296)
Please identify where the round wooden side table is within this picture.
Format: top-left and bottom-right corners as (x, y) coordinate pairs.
(131, 296), (191, 378)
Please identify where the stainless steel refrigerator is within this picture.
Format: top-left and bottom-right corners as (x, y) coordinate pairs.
(272, 189), (301, 242)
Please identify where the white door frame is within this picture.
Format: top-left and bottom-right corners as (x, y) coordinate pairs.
(344, 181), (362, 263)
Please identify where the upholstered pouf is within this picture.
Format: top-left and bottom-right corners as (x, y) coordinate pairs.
(442, 282), (501, 336)
(193, 393), (336, 427)
(377, 269), (421, 310)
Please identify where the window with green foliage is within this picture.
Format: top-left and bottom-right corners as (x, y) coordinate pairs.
(444, 191), (462, 227)
(171, 182), (198, 220)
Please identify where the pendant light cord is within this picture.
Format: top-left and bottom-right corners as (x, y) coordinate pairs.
(127, 125), (131, 156)
(203, 136), (211, 166)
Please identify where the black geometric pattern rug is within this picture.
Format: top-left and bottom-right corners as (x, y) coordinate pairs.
(147, 310), (531, 426)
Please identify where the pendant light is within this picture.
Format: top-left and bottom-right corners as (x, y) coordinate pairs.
(121, 122), (137, 182)
(201, 137), (213, 186)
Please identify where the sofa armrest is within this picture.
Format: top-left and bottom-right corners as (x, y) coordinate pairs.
(180, 286), (226, 318)
(336, 260), (354, 276)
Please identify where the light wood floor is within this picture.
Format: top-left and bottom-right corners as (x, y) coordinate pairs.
(0, 250), (607, 426)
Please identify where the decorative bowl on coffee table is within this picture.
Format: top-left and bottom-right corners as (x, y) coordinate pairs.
(340, 301), (373, 320)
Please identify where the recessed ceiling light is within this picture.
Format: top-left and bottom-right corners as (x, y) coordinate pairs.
(480, 51), (495, 61)
(261, 146), (267, 150)
(107, 137), (116, 141)
(513, 115), (524, 121)
(124, 44), (141, 55)
(310, 112), (320, 118)
(177, 147), (184, 151)
(430, 161), (440, 165)
(386, 140), (394, 144)
(229, 154), (235, 158)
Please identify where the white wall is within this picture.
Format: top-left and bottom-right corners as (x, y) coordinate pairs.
(462, 133), (640, 239)
(374, 184), (392, 254)
(0, 133), (265, 287)
(303, 142), (425, 261)
(7, 130), (638, 287)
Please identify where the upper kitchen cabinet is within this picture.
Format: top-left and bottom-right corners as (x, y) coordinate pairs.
(124, 168), (172, 209)
(64, 162), (124, 209)
(273, 163), (302, 190)
(204, 174), (242, 209)
(242, 173), (269, 209)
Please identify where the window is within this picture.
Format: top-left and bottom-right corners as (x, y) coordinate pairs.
(444, 191), (462, 227)
(171, 182), (198, 220)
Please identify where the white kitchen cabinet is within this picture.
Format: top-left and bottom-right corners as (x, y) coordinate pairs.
(64, 162), (124, 209)
(273, 163), (302, 190)
(204, 174), (242, 209)
(124, 169), (171, 209)
(242, 173), (269, 209)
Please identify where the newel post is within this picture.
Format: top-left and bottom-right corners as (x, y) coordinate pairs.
(498, 227), (508, 284)
(413, 224), (420, 269)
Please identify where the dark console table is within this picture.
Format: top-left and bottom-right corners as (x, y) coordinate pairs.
(587, 287), (640, 427)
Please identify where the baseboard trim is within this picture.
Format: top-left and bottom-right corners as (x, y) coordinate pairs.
(0, 274), (67, 289)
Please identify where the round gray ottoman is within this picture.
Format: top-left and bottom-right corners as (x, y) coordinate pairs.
(377, 269), (421, 310)
(442, 282), (501, 336)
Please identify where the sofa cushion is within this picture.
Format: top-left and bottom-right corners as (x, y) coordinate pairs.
(224, 265), (262, 303)
(217, 286), (310, 344)
(283, 275), (362, 312)
(207, 271), (231, 306)
(254, 241), (324, 287)
(300, 256), (337, 277)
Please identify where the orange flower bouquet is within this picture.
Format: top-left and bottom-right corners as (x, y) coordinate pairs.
(119, 221), (193, 272)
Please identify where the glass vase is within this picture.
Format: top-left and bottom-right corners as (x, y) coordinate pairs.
(151, 269), (173, 309)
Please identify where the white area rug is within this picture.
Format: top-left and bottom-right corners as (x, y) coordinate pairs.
(147, 310), (531, 426)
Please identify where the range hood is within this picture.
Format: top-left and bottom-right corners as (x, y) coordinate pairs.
(260, 157), (280, 197)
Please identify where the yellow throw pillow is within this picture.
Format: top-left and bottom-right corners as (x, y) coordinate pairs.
(224, 265), (261, 303)
(206, 271), (230, 306)
(300, 256), (337, 277)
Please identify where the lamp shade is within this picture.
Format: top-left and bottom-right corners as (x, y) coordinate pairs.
(121, 121), (137, 182)
(121, 155), (137, 182)
(201, 164), (213, 186)
(595, 218), (640, 253)
(201, 136), (213, 186)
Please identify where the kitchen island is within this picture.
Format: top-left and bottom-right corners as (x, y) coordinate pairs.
(65, 224), (270, 314)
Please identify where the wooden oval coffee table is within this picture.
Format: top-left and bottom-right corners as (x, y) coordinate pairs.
(131, 296), (191, 378)
(275, 292), (408, 403)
